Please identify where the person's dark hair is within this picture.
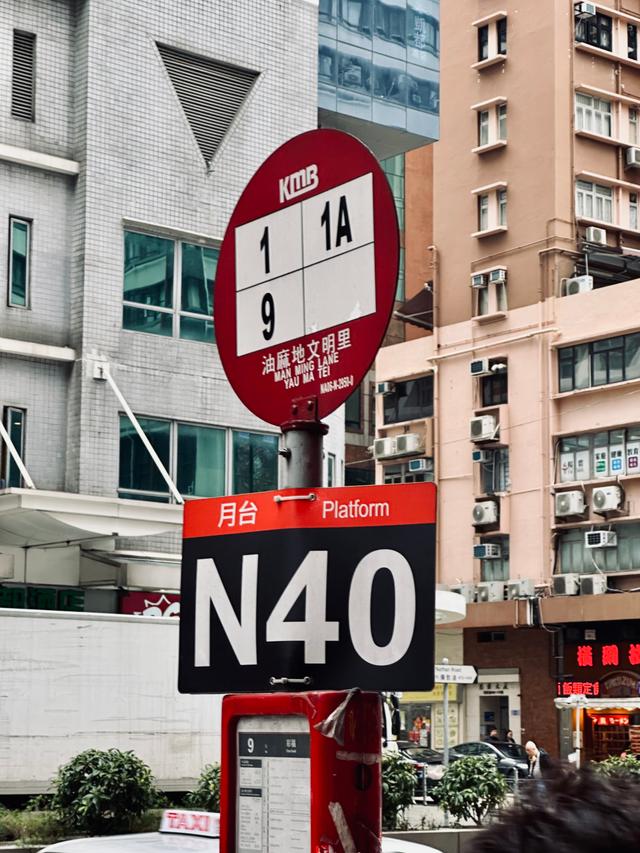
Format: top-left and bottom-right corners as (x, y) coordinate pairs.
(470, 767), (640, 853)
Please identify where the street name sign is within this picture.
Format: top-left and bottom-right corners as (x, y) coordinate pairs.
(434, 664), (477, 684)
(214, 128), (399, 427)
(178, 483), (435, 693)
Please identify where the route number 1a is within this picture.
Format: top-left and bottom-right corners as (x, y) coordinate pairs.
(194, 548), (416, 668)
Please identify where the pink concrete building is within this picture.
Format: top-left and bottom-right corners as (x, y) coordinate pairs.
(377, 1), (640, 759)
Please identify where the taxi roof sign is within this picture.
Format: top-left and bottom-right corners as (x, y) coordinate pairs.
(159, 810), (220, 838)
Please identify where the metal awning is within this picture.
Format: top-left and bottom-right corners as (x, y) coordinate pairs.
(394, 285), (433, 330)
(0, 489), (182, 547)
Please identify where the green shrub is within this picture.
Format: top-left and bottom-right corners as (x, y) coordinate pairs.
(594, 754), (640, 781)
(436, 755), (508, 826)
(0, 810), (66, 845)
(381, 752), (417, 831)
(184, 764), (221, 812)
(53, 748), (158, 835)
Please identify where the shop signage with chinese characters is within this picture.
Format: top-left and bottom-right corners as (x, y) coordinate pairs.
(0, 584), (84, 612)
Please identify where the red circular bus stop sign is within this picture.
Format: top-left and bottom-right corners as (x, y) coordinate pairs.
(214, 128), (399, 427)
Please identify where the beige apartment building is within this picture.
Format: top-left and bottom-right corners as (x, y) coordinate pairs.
(377, 0), (640, 758)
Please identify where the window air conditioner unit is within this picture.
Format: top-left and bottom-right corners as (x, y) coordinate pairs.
(471, 273), (486, 288)
(580, 574), (608, 595)
(626, 147), (640, 168)
(574, 2), (596, 19)
(592, 485), (624, 513)
(472, 500), (499, 526)
(555, 490), (586, 517)
(376, 381), (394, 395)
(374, 437), (397, 459)
(470, 358), (492, 377)
(489, 268), (507, 284)
(584, 530), (617, 549)
(585, 226), (607, 245)
(408, 457), (433, 473)
(470, 414), (498, 443)
(450, 583), (477, 603)
(395, 433), (424, 455)
(562, 275), (593, 296)
(473, 543), (501, 559)
(507, 578), (536, 600)
(477, 581), (506, 602)
(553, 573), (581, 596)
(472, 449), (492, 463)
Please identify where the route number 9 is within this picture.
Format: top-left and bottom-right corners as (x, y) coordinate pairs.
(261, 293), (275, 340)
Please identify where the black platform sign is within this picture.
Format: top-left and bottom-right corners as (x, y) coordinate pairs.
(178, 483), (436, 693)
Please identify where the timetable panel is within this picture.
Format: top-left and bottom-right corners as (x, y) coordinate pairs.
(303, 244), (376, 335)
(236, 271), (305, 357)
(235, 204), (303, 292)
(301, 173), (374, 268)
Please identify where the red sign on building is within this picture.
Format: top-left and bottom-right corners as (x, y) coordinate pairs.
(120, 591), (180, 617)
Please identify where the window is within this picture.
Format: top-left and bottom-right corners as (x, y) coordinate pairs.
(629, 24), (638, 61)
(497, 103), (507, 140)
(497, 17), (507, 55)
(472, 270), (508, 317)
(1, 407), (26, 488)
(481, 371), (508, 407)
(11, 31), (36, 121)
(480, 448), (510, 494)
(118, 416), (278, 501)
(497, 189), (507, 226)
(478, 195), (489, 231)
(383, 375), (433, 424)
(396, 247), (405, 300)
(383, 461), (433, 484)
(326, 453), (336, 487)
(480, 535), (509, 581)
(558, 332), (640, 392)
(478, 25), (489, 61)
(122, 231), (218, 342)
(575, 93), (612, 137)
(345, 384), (362, 431)
(575, 180), (613, 223)
(631, 193), (638, 231)
(8, 217), (30, 307)
(559, 522), (640, 574)
(478, 111), (490, 146)
(575, 12), (613, 51)
(374, 1), (405, 46)
(381, 154), (404, 231)
(630, 109), (639, 145)
(233, 431), (279, 494)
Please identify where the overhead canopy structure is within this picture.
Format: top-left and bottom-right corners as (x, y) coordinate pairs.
(394, 285), (433, 330)
(0, 489), (182, 547)
(555, 695), (640, 712)
(435, 589), (466, 624)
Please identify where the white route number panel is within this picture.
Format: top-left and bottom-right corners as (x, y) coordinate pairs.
(236, 716), (310, 853)
(235, 173), (375, 356)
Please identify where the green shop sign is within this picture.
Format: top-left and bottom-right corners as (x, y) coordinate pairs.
(0, 585), (85, 612)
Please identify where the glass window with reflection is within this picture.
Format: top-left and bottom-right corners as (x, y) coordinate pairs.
(480, 536), (509, 581)
(9, 218), (30, 307)
(383, 375), (433, 424)
(233, 431), (279, 494)
(345, 384), (362, 431)
(119, 416), (172, 501)
(176, 423), (225, 497)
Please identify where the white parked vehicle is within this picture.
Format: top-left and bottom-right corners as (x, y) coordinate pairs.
(41, 810), (441, 853)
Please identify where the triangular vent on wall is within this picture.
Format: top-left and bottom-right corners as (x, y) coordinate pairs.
(157, 43), (258, 164)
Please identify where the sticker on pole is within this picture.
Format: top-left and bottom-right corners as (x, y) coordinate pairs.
(178, 483), (436, 693)
(214, 128), (400, 427)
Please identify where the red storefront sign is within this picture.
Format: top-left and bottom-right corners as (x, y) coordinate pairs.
(120, 591), (180, 617)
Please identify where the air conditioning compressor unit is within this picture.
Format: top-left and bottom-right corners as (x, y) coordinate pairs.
(555, 490), (586, 517)
(470, 415), (498, 443)
(507, 579), (536, 599)
(552, 573), (581, 596)
(477, 581), (506, 602)
(562, 275), (593, 296)
(580, 574), (608, 595)
(472, 500), (499, 526)
(592, 485), (624, 514)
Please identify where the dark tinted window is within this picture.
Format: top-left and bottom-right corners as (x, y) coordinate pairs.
(383, 375), (433, 424)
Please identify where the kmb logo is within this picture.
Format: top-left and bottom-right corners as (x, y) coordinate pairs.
(279, 164), (319, 203)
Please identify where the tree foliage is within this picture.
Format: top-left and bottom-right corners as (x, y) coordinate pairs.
(436, 755), (508, 826)
(184, 764), (221, 812)
(52, 748), (158, 835)
(381, 752), (417, 830)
